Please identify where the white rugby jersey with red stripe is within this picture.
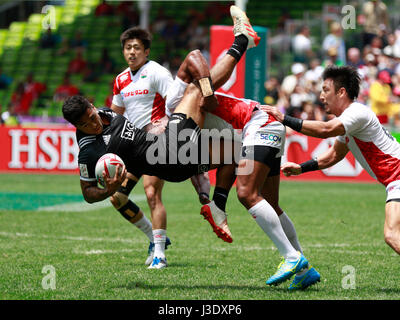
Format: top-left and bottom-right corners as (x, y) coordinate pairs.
(212, 92), (260, 129)
(337, 102), (400, 186)
(112, 60), (173, 129)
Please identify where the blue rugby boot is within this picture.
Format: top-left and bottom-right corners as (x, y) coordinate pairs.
(288, 266), (321, 290)
(266, 252), (309, 286)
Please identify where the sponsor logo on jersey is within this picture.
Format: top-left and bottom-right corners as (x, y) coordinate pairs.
(119, 73), (129, 82)
(122, 89), (149, 98)
(140, 69), (148, 79)
(102, 134), (111, 145)
(252, 131), (283, 148)
(79, 163), (89, 178)
(121, 120), (135, 141)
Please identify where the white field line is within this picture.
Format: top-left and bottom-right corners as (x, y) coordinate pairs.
(37, 194), (147, 212)
(0, 230), (388, 255)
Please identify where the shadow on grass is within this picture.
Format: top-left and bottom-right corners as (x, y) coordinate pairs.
(115, 281), (322, 293)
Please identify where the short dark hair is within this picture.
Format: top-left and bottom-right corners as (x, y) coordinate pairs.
(62, 95), (91, 125)
(322, 65), (361, 100)
(120, 27), (152, 49)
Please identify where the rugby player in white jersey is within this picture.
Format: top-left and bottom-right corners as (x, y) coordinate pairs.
(263, 65), (400, 256)
(109, 27), (215, 268)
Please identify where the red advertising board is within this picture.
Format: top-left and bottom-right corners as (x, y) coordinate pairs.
(281, 132), (375, 183)
(0, 126), (376, 184)
(210, 25), (246, 98)
(0, 125), (79, 174)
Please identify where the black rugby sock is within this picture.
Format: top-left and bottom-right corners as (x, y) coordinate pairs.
(227, 35), (248, 61)
(212, 187), (229, 212)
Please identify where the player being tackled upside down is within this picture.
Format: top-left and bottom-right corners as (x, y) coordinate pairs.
(62, 6), (319, 289)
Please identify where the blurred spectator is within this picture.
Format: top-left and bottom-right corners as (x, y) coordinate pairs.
(291, 25), (313, 63)
(161, 17), (180, 42)
(347, 47), (364, 68)
(300, 101), (324, 121)
(23, 73), (46, 101)
(281, 63), (306, 96)
(304, 58), (324, 85)
(151, 8), (169, 34)
(99, 48), (116, 75)
(0, 68), (12, 89)
(9, 82), (33, 115)
(383, 32), (400, 58)
(54, 74), (79, 102)
(323, 47), (345, 67)
(104, 81), (114, 108)
(39, 27), (61, 49)
(1, 105), (19, 126)
(322, 21), (346, 65)
(264, 77), (280, 105)
(68, 50), (87, 75)
(69, 31), (88, 50)
(204, 2), (230, 24)
(369, 70), (400, 125)
(95, 0), (114, 16)
(361, 0), (389, 46)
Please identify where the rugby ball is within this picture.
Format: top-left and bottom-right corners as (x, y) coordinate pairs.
(95, 153), (125, 187)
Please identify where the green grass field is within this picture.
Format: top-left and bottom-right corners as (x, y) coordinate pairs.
(0, 173), (399, 301)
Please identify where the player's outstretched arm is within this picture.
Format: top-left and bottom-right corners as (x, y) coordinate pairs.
(80, 164), (127, 203)
(282, 140), (349, 177)
(260, 105), (346, 138)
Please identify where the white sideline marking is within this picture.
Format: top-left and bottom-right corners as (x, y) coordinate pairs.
(37, 194), (147, 212)
(0, 230), (387, 256)
(0, 231), (139, 244)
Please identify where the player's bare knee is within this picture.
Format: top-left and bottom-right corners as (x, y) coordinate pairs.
(110, 192), (128, 209)
(384, 226), (400, 252)
(236, 186), (257, 208)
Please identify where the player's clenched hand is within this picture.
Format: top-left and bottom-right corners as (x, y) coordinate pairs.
(259, 105), (284, 122)
(103, 164), (127, 195)
(281, 162), (302, 177)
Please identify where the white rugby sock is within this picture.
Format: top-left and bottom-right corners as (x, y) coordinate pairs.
(134, 215), (154, 242)
(279, 212), (303, 254)
(279, 212), (308, 275)
(248, 200), (299, 261)
(153, 229), (167, 259)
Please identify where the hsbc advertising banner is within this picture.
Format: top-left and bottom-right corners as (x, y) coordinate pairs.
(0, 126), (376, 183)
(0, 126), (79, 174)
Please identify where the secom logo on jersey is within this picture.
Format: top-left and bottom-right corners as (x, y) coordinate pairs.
(123, 89), (149, 98)
(259, 133), (282, 143)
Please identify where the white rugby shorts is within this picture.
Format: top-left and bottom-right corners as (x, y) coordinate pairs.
(242, 110), (286, 158)
(386, 180), (400, 202)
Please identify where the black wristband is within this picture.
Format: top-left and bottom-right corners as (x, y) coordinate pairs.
(282, 115), (303, 132)
(300, 158), (319, 173)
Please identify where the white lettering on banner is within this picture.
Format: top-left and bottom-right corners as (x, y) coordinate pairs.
(282, 134), (308, 165)
(7, 129), (78, 170)
(38, 130), (59, 170)
(312, 138), (363, 177)
(59, 131), (78, 170)
(284, 135), (364, 178)
(9, 130), (40, 169)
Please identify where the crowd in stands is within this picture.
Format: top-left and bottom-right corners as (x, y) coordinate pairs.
(1, 0), (400, 130)
(265, 0), (400, 128)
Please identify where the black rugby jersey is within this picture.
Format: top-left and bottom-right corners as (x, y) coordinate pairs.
(77, 107), (157, 181)
(77, 108), (207, 183)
